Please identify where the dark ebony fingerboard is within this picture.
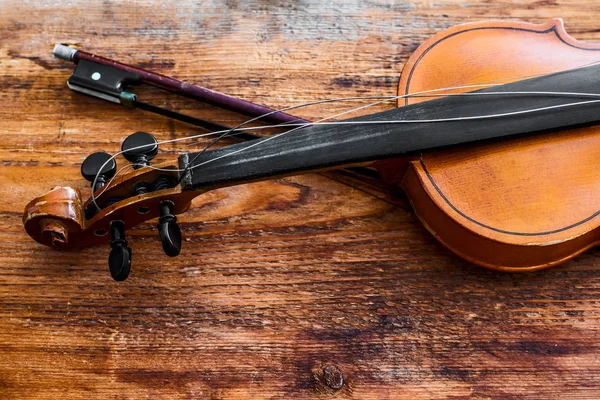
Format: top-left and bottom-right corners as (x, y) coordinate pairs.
(180, 63), (600, 191)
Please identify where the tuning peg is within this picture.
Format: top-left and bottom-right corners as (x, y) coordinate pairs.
(81, 152), (117, 193)
(108, 220), (131, 281)
(121, 131), (158, 169)
(158, 200), (182, 257)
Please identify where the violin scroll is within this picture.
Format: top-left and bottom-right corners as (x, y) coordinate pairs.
(22, 132), (202, 281)
(23, 186), (85, 249)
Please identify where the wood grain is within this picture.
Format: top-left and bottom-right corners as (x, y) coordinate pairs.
(2, 1), (600, 398)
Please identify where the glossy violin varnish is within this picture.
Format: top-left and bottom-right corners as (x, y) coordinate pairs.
(387, 19), (600, 271)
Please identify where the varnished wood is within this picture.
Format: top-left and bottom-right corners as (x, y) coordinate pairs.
(395, 19), (600, 271)
(4, 2), (600, 399)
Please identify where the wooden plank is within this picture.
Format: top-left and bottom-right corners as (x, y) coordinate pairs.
(1, 1), (600, 398)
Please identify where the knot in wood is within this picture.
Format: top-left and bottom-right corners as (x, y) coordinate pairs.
(322, 365), (344, 390)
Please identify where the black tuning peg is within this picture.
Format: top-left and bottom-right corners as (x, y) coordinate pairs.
(121, 131), (158, 169)
(81, 152), (117, 193)
(158, 200), (182, 257)
(108, 220), (131, 281)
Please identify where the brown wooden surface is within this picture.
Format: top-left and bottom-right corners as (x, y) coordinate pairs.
(2, 1), (600, 398)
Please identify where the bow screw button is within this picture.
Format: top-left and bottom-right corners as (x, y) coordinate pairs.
(81, 152), (117, 193)
(158, 200), (182, 257)
(108, 220), (131, 281)
(121, 131), (158, 169)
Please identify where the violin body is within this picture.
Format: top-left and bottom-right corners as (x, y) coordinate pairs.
(376, 19), (600, 271)
(23, 18), (600, 278)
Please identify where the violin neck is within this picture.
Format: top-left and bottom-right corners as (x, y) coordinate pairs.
(180, 63), (600, 191)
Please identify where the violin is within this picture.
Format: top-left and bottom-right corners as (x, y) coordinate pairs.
(23, 19), (600, 281)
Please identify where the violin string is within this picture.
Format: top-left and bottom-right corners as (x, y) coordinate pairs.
(176, 86), (600, 183)
(91, 91), (600, 210)
(176, 94), (415, 184)
(89, 90), (600, 208)
(174, 70), (600, 183)
(92, 58), (600, 166)
(89, 88), (600, 210)
(181, 98), (600, 174)
(90, 83), (506, 208)
(91, 82), (509, 205)
(91, 163), (138, 204)
(177, 83), (510, 152)
(93, 88), (600, 181)
(208, 59), (600, 134)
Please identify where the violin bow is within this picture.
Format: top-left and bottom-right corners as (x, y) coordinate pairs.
(52, 44), (381, 181)
(52, 44), (306, 140)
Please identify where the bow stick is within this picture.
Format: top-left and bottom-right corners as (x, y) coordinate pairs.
(52, 44), (308, 140)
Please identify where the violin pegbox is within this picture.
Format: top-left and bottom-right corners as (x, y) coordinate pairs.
(23, 132), (197, 281)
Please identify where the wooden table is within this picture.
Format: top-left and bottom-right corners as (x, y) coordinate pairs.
(2, 1), (600, 398)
